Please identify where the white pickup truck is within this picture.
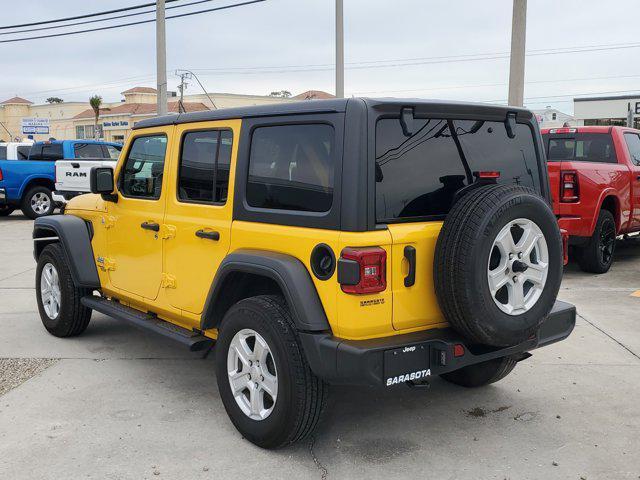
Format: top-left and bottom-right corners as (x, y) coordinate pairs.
(53, 145), (121, 206)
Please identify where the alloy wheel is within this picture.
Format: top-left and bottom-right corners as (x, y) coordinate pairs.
(40, 263), (61, 319)
(487, 218), (549, 315)
(227, 328), (278, 421)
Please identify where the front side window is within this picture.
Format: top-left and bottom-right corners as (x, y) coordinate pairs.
(375, 118), (541, 222)
(104, 145), (122, 159)
(544, 133), (618, 163)
(119, 135), (167, 199)
(74, 143), (105, 159)
(178, 129), (233, 204)
(624, 133), (640, 166)
(246, 124), (334, 212)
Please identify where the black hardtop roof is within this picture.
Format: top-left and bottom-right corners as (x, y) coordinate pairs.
(133, 97), (533, 130)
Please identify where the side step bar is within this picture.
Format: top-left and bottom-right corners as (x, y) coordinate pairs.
(81, 296), (214, 352)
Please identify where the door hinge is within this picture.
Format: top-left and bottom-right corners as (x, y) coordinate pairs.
(161, 273), (176, 289)
(97, 256), (116, 271)
(101, 215), (116, 229)
(161, 224), (176, 240)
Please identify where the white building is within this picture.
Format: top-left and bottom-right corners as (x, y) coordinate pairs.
(573, 94), (640, 129)
(532, 107), (575, 128)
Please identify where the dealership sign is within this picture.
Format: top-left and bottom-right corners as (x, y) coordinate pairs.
(21, 117), (50, 135)
(102, 120), (129, 131)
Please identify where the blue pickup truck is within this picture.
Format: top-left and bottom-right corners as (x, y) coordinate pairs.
(0, 139), (121, 219)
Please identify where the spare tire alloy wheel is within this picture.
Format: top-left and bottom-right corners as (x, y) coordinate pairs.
(434, 184), (563, 347)
(488, 218), (549, 315)
(227, 328), (278, 421)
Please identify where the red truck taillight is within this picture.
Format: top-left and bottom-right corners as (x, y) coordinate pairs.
(338, 247), (387, 294)
(560, 171), (579, 203)
(0, 167), (3, 181)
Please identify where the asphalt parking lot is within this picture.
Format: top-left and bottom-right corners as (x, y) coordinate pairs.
(0, 212), (639, 480)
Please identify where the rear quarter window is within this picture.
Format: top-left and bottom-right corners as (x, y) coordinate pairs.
(543, 133), (617, 164)
(375, 118), (541, 222)
(246, 124), (334, 212)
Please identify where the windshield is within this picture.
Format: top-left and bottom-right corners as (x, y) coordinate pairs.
(375, 117), (541, 222)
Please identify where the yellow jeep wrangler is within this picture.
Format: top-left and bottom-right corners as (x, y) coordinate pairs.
(33, 98), (575, 448)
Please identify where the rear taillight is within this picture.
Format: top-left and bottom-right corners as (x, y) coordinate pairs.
(560, 171), (579, 202)
(0, 167), (3, 181)
(338, 247), (387, 294)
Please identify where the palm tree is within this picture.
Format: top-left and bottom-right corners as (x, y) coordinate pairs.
(89, 95), (102, 139)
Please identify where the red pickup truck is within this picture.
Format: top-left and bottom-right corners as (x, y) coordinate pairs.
(541, 126), (640, 273)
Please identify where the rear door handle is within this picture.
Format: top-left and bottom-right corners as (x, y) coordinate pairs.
(404, 245), (416, 287)
(195, 229), (220, 241)
(140, 221), (160, 232)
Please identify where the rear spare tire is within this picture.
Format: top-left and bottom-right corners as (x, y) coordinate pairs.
(434, 184), (563, 347)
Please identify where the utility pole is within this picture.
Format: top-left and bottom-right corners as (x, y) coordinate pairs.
(177, 71), (190, 114)
(335, 0), (344, 98)
(508, 0), (527, 107)
(156, 0), (168, 116)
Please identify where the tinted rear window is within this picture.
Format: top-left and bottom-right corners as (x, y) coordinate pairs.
(375, 118), (541, 222)
(543, 133), (617, 163)
(0, 146), (6, 159)
(74, 143), (107, 159)
(17, 146), (30, 159)
(30, 143), (63, 161)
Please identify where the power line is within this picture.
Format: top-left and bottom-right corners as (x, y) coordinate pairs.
(0, 0), (265, 44)
(0, 0), (216, 36)
(0, 0), (183, 30)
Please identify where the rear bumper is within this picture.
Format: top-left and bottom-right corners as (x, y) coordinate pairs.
(0, 188), (6, 205)
(300, 300), (576, 386)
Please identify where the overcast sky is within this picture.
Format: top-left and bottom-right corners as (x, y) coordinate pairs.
(1, 0), (640, 113)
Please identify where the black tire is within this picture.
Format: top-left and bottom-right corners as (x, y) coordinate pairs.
(21, 186), (54, 219)
(577, 209), (616, 274)
(215, 295), (327, 449)
(0, 206), (14, 216)
(434, 184), (563, 347)
(440, 356), (518, 388)
(36, 243), (92, 337)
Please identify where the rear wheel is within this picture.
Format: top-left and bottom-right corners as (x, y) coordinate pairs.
(440, 356), (517, 387)
(577, 209), (616, 274)
(36, 243), (92, 337)
(0, 206), (14, 216)
(215, 295), (327, 449)
(22, 186), (54, 219)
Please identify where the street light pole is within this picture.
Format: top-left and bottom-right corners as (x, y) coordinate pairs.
(156, 0), (168, 116)
(335, 0), (344, 98)
(508, 0), (527, 107)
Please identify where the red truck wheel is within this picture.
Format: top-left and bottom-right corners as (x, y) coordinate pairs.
(577, 209), (616, 274)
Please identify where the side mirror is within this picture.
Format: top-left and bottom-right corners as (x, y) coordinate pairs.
(90, 167), (117, 201)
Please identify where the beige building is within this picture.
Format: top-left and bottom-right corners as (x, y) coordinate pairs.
(0, 87), (319, 143)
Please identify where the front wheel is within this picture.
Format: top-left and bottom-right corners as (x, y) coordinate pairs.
(215, 295), (327, 449)
(22, 186), (54, 219)
(36, 243), (92, 337)
(440, 356), (518, 388)
(577, 209), (616, 274)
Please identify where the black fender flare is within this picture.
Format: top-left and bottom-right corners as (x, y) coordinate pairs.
(201, 249), (331, 332)
(33, 215), (100, 289)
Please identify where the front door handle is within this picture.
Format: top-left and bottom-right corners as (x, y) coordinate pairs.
(140, 221), (160, 232)
(404, 246), (416, 287)
(195, 229), (220, 241)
